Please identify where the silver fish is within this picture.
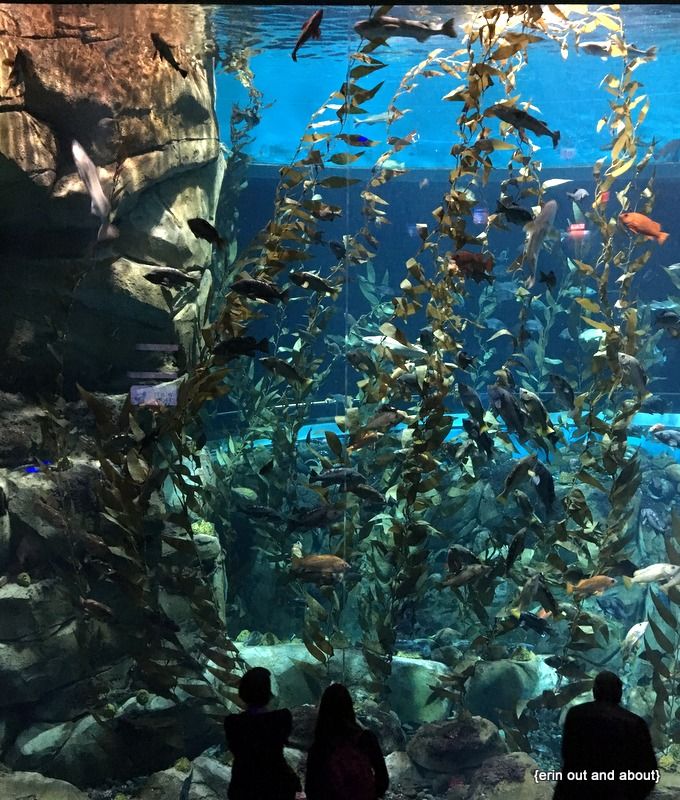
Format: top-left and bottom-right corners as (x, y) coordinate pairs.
(71, 140), (118, 242)
(566, 188), (589, 202)
(354, 15), (456, 43)
(523, 200), (557, 288)
(617, 352), (647, 394)
(362, 335), (427, 358)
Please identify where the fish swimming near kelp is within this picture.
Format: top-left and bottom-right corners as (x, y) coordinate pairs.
(623, 563), (680, 590)
(523, 200), (558, 288)
(650, 425), (680, 447)
(290, 541), (349, 584)
(150, 32), (188, 78)
(212, 336), (269, 360)
(448, 250), (494, 284)
(617, 352), (648, 395)
(142, 266), (200, 288)
(292, 9), (323, 61)
(496, 199), (533, 226)
(488, 384), (528, 440)
(566, 575), (616, 597)
(71, 140), (119, 242)
(188, 217), (225, 249)
(231, 278), (289, 304)
(655, 310), (680, 337)
(354, 14), (456, 42)
(486, 103), (560, 149)
(548, 373), (575, 410)
(497, 454), (537, 503)
(619, 211), (669, 244)
(289, 271), (340, 296)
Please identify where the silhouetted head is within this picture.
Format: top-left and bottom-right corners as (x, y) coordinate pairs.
(593, 670), (623, 703)
(314, 683), (359, 745)
(238, 667), (273, 707)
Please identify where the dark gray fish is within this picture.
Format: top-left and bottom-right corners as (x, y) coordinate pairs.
(310, 467), (365, 489)
(487, 103), (560, 148)
(462, 417), (493, 458)
(656, 310), (680, 337)
(212, 336), (269, 359)
(347, 348), (375, 374)
(532, 459), (555, 512)
(519, 610), (551, 637)
(496, 199), (533, 225)
(548, 373), (575, 410)
(288, 505), (344, 530)
(447, 544), (480, 573)
(354, 14), (456, 42)
(179, 768), (193, 800)
(329, 240), (346, 259)
(143, 267), (200, 288)
(419, 325), (434, 350)
(539, 270), (557, 290)
(595, 594), (628, 621)
(457, 351), (476, 370)
(150, 32), (188, 78)
(487, 384), (527, 440)
(652, 428), (680, 447)
(348, 483), (386, 504)
(231, 279), (288, 304)
(458, 382), (485, 425)
(187, 217), (225, 249)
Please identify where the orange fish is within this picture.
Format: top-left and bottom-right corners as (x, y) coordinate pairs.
(291, 547), (350, 584)
(566, 575), (616, 597)
(292, 9), (323, 62)
(619, 211), (669, 244)
(448, 251), (494, 284)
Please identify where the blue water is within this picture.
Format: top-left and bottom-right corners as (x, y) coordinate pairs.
(213, 4), (680, 169)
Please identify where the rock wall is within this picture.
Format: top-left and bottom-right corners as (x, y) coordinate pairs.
(0, 3), (225, 397)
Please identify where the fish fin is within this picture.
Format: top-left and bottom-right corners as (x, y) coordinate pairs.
(551, 130), (560, 149)
(658, 231), (669, 245)
(441, 18), (457, 37)
(566, 582), (574, 594)
(179, 67), (188, 79)
(291, 51), (298, 62)
(646, 46), (657, 60)
(622, 576), (633, 590)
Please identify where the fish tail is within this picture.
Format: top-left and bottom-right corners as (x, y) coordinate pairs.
(658, 231), (669, 245)
(566, 582), (574, 594)
(442, 18), (457, 37)
(179, 67), (188, 79)
(622, 576), (633, 590)
(291, 50), (298, 62)
(552, 131), (560, 148)
(646, 46), (657, 60)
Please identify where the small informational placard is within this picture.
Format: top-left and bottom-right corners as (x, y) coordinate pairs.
(130, 384), (178, 407)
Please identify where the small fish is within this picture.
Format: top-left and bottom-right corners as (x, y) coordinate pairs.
(577, 39), (656, 60)
(566, 575), (616, 597)
(488, 384), (528, 440)
(513, 490), (538, 522)
(447, 545), (480, 573)
(291, 547), (350, 585)
(3, 47), (30, 92)
(142, 266), (200, 288)
(187, 218), (225, 249)
(366, 404), (405, 431)
(622, 621), (649, 660)
(596, 594), (628, 620)
(523, 200), (558, 287)
(518, 610), (551, 637)
(150, 32), (188, 78)
(348, 483), (386, 504)
(457, 351), (476, 370)
(419, 325), (434, 350)
(619, 211), (669, 244)
(539, 270), (557, 290)
(71, 140), (119, 242)
(347, 348), (375, 374)
(448, 250), (494, 284)
(310, 467), (365, 489)
(487, 103), (560, 148)
(288, 506), (344, 531)
(441, 563), (490, 589)
(497, 454), (537, 503)
(566, 188), (590, 202)
(231, 278), (288, 304)
(179, 768), (193, 800)
(212, 336), (269, 360)
(462, 417), (493, 458)
(519, 388), (553, 436)
(260, 357), (311, 387)
(362, 335), (427, 359)
(617, 352), (648, 394)
(655, 310), (680, 337)
(328, 240), (346, 259)
(506, 528), (527, 572)
(355, 112), (392, 126)
(458, 382), (485, 425)
(311, 201), (342, 221)
(532, 459), (555, 512)
(641, 508), (665, 534)
(548, 373), (575, 410)
(292, 9), (323, 62)
(289, 271), (340, 296)
(354, 14), (456, 43)
(623, 563), (680, 589)
(651, 426), (680, 448)
(496, 199), (533, 226)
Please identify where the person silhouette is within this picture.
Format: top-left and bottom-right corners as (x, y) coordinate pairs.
(224, 667), (301, 800)
(553, 670), (658, 800)
(305, 682), (389, 800)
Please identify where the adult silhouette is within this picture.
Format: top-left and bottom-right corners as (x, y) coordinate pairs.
(224, 667), (301, 800)
(553, 670), (658, 800)
(305, 682), (389, 800)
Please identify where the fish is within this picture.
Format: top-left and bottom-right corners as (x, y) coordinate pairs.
(458, 382), (485, 425)
(655, 310), (680, 337)
(596, 594), (628, 621)
(287, 506), (344, 531)
(354, 14), (456, 43)
(623, 563), (680, 589)
(617, 352), (648, 394)
(518, 610), (551, 637)
(3, 47), (30, 92)
(655, 139), (680, 162)
(355, 112), (393, 126)
(523, 200), (558, 287)
(366, 405), (406, 431)
(346, 348), (375, 374)
(566, 575), (617, 597)
(292, 9), (323, 62)
(311, 202), (342, 221)
(539, 270), (557, 290)
(497, 454), (537, 503)
(142, 266), (200, 288)
(513, 490), (540, 523)
(462, 418), (494, 458)
(488, 384), (528, 440)
(231, 278), (289, 304)
(486, 104), (560, 148)
(532, 459), (555, 512)
(289, 271), (340, 296)
(506, 528), (527, 572)
(361, 335), (427, 359)
(187, 218), (225, 249)
(548, 373), (575, 410)
(71, 140), (119, 242)
(212, 336), (269, 360)
(641, 508), (666, 534)
(519, 388), (553, 436)
(290, 543), (350, 584)
(448, 250), (494, 284)
(441, 563), (490, 589)
(447, 545), (480, 573)
(260, 357), (311, 388)
(622, 621), (649, 660)
(348, 483), (386, 504)
(496, 199), (533, 225)
(150, 32), (188, 78)
(310, 467), (365, 489)
(328, 240), (346, 259)
(179, 769), (193, 800)
(566, 188), (590, 202)
(577, 39), (656, 60)
(457, 351), (476, 370)
(651, 427), (680, 448)
(619, 211), (669, 244)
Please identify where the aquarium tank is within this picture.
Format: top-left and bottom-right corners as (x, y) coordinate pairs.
(2, 3), (680, 798)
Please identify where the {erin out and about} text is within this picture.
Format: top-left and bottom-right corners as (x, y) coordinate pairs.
(533, 769), (661, 784)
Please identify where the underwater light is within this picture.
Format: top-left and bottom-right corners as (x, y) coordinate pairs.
(473, 205), (489, 225)
(566, 222), (590, 239)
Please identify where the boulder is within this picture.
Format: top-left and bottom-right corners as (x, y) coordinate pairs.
(406, 716), (507, 773)
(0, 393), (45, 467)
(0, 770), (87, 800)
(467, 752), (554, 799)
(385, 751), (433, 792)
(138, 755), (233, 800)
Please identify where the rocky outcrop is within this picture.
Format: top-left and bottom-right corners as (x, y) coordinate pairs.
(406, 716), (508, 773)
(467, 752), (554, 800)
(0, 770), (88, 800)
(0, 3), (225, 397)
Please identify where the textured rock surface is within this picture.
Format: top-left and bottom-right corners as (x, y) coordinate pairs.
(467, 752), (554, 799)
(0, 770), (87, 800)
(406, 716), (507, 773)
(0, 3), (224, 396)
